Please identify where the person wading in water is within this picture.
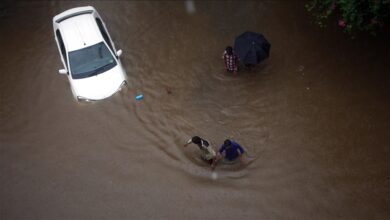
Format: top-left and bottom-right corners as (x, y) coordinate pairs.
(222, 46), (240, 75)
(184, 136), (216, 165)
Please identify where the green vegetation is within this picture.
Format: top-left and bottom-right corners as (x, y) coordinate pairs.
(306, 0), (390, 35)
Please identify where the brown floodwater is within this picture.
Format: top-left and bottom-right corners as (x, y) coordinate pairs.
(1, 1), (390, 219)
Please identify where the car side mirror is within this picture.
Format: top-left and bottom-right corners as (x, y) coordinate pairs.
(58, 69), (68, 74)
(116, 49), (122, 57)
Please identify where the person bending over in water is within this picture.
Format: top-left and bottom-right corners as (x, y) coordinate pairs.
(211, 139), (245, 169)
(184, 136), (216, 165)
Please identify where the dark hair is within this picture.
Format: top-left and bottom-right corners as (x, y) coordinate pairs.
(226, 46), (233, 55)
(224, 139), (232, 146)
(192, 136), (201, 144)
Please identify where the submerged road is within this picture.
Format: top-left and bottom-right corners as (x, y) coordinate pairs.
(1, 1), (390, 219)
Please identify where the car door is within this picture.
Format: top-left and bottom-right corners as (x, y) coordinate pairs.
(55, 29), (70, 73)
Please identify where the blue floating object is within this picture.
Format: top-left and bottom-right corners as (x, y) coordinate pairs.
(135, 94), (144, 100)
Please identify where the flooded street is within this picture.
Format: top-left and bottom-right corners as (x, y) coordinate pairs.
(1, 1), (389, 219)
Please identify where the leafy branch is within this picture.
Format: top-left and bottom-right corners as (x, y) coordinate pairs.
(306, 0), (390, 36)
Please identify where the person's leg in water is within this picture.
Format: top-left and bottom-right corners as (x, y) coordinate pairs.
(245, 63), (255, 71)
(200, 154), (215, 165)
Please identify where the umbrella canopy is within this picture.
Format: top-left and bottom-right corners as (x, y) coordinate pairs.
(234, 31), (271, 65)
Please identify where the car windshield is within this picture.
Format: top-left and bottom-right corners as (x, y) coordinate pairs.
(68, 42), (117, 79)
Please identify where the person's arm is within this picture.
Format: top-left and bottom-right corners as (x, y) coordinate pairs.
(222, 53), (228, 71)
(222, 50), (226, 59)
(183, 138), (192, 147)
(211, 153), (222, 169)
(237, 150), (245, 164)
(236, 144), (245, 164)
(211, 145), (225, 169)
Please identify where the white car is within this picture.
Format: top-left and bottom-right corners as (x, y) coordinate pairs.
(53, 6), (127, 101)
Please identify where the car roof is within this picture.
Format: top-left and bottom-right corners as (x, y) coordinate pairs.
(58, 13), (103, 52)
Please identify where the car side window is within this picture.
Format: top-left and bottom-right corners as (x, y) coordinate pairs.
(56, 30), (68, 69)
(95, 18), (115, 54)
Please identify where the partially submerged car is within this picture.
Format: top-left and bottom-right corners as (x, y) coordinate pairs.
(53, 6), (127, 101)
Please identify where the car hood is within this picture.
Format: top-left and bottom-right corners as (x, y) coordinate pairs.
(70, 65), (126, 100)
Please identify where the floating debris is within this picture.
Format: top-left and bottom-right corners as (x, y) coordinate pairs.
(135, 94), (144, 100)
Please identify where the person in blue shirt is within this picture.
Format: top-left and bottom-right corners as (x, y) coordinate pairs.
(211, 139), (245, 169)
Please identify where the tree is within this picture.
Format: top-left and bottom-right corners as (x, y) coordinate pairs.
(306, 0), (390, 36)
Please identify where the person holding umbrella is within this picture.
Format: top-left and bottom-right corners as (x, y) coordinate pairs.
(234, 31), (271, 70)
(222, 46), (240, 75)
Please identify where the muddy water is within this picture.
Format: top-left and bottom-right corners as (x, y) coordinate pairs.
(1, 1), (389, 219)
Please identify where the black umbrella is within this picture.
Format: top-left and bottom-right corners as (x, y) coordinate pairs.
(234, 31), (271, 65)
